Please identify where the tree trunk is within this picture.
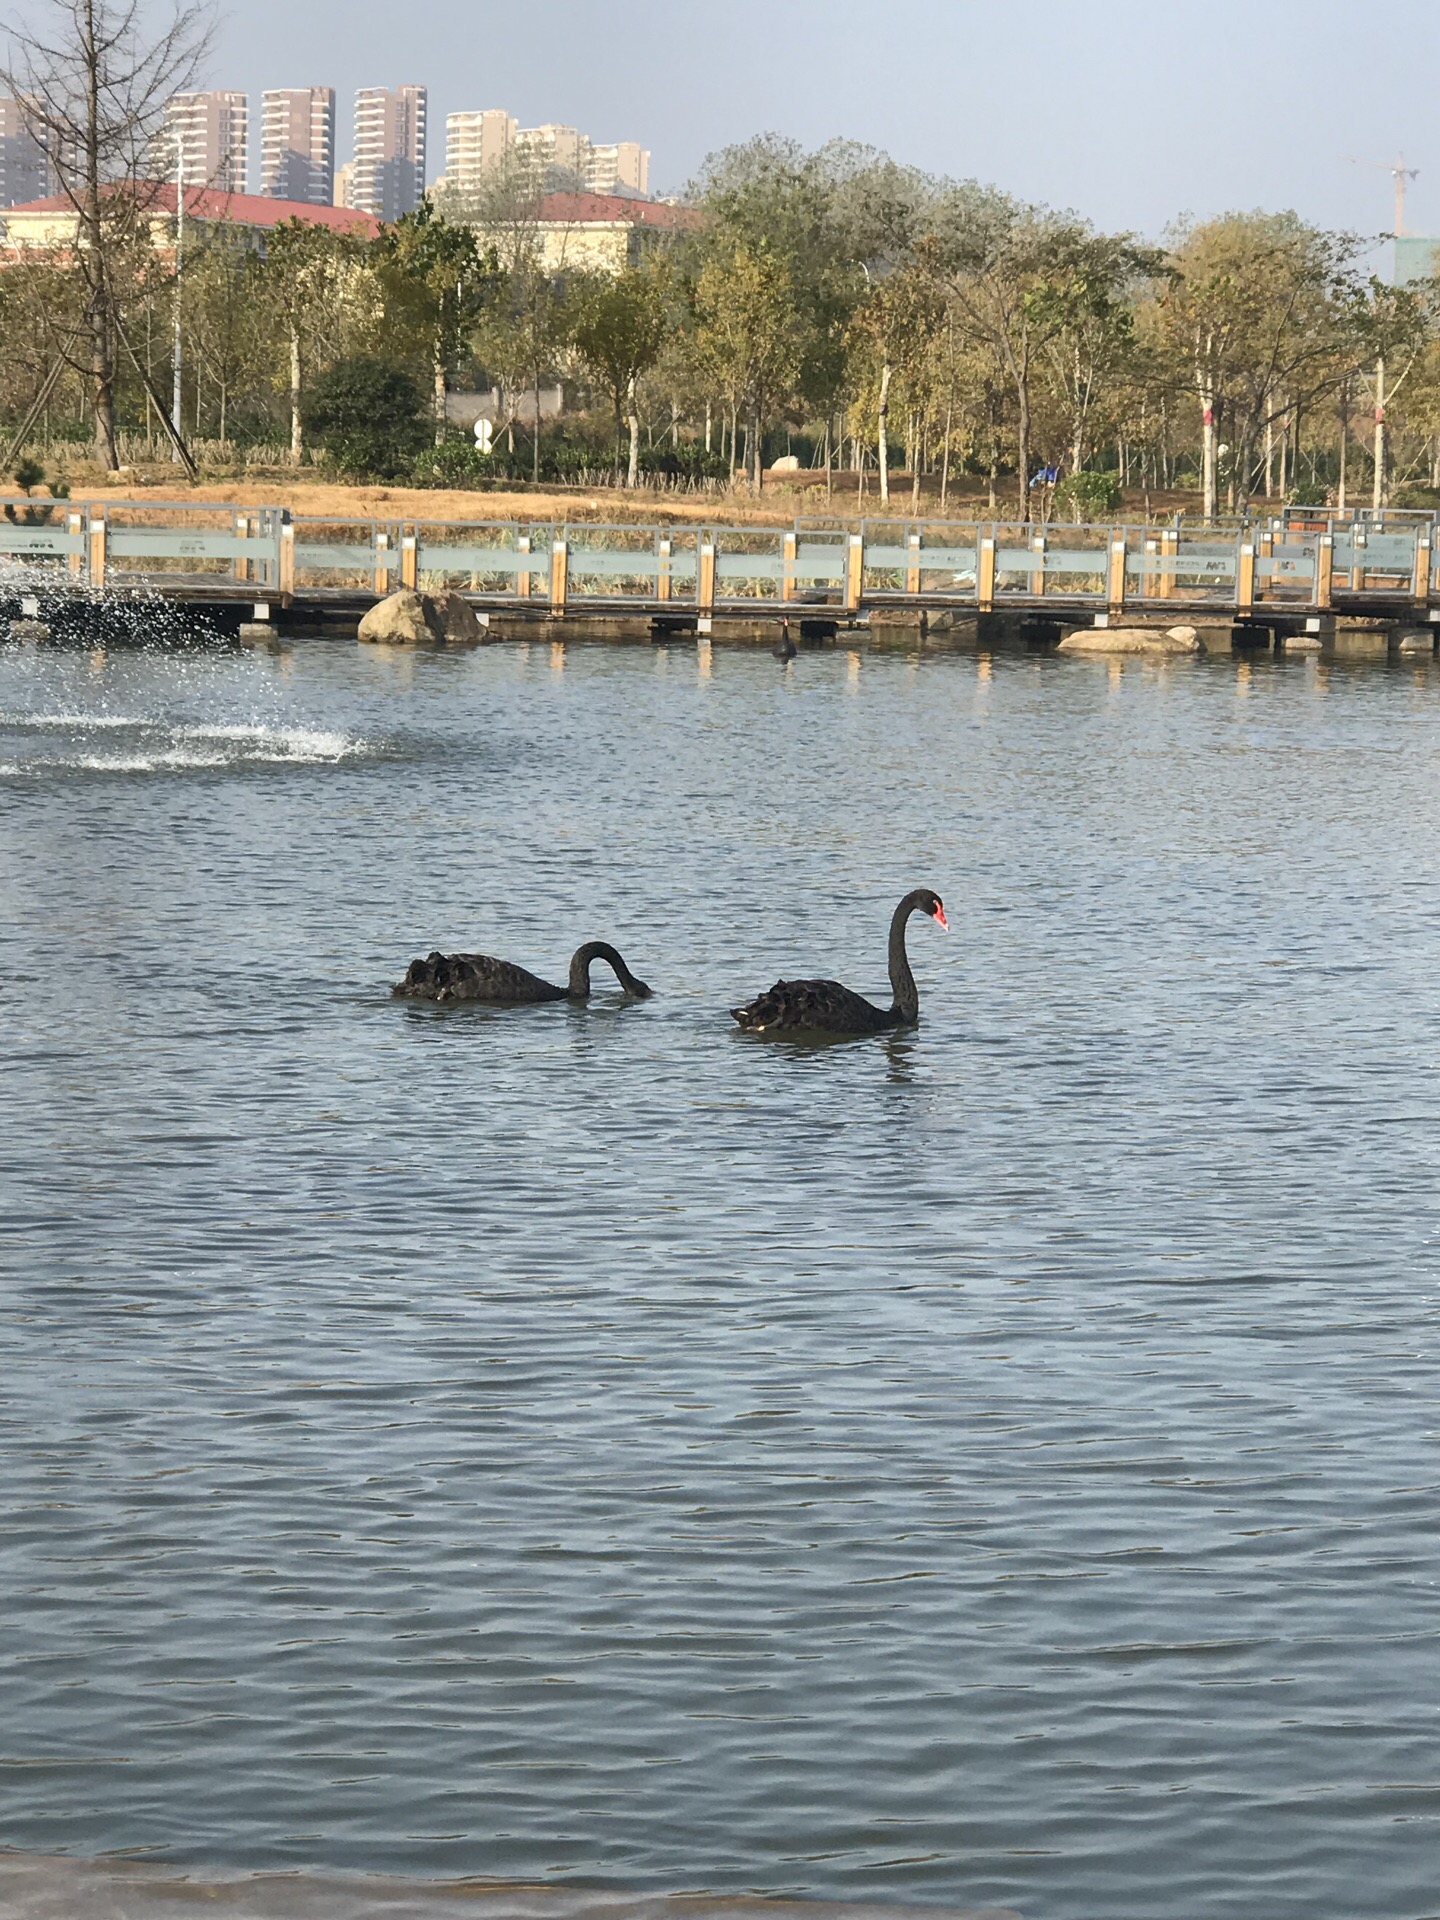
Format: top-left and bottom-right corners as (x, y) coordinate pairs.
(1337, 383), (1349, 510)
(877, 360), (891, 505)
(533, 367), (541, 485)
(434, 354), (447, 446)
(940, 395), (953, 511)
(751, 407), (762, 491)
(1373, 359), (1386, 510)
(912, 409), (922, 510)
(290, 328), (302, 461)
(1016, 377), (1031, 524)
(1198, 380), (1217, 523)
(704, 399), (712, 454)
(88, 284), (117, 470)
(626, 372), (640, 489)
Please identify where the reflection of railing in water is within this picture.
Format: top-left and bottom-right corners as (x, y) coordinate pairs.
(0, 497), (1436, 619)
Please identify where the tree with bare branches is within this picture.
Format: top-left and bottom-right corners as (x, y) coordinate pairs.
(1, 0), (212, 468)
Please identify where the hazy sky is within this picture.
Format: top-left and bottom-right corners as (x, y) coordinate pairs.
(214, 0), (1439, 245)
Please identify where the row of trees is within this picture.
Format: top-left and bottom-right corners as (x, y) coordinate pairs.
(5, 3), (1440, 517)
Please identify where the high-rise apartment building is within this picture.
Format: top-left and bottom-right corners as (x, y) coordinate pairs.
(161, 90), (248, 191)
(514, 122), (585, 188)
(351, 85), (426, 220)
(260, 87), (335, 205)
(0, 97), (54, 207)
(440, 108), (652, 200)
(584, 141), (649, 197)
(444, 108), (517, 197)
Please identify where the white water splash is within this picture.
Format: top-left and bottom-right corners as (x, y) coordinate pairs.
(0, 716), (369, 776)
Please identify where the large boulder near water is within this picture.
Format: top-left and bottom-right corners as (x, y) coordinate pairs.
(1057, 624), (1201, 655)
(426, 588), (484, 644)
(358, 589), (435, 645)
(358, 588), (486, 646)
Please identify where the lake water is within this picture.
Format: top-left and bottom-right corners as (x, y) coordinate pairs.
(1, 634), (1438, 1920)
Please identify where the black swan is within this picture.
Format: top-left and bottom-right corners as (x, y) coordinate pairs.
(773, 618), (797, 662)
(394, 941), (653, 1004)
(731, 889), (948, 1036)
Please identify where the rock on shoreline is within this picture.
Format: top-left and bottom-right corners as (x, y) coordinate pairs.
(358, 588), (485, 646)
(1057, 624), (1202, 655)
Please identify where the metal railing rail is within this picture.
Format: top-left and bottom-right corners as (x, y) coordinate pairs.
(0, 502), (1435, 619)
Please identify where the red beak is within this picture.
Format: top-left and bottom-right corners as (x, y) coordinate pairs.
(933, 902), (949, 931)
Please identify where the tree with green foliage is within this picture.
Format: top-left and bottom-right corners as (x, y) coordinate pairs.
(262, 218), (365, 461)
(369, 201), (491, 442)
(566, 259), (672, 485)
(304, 357), (427, 479)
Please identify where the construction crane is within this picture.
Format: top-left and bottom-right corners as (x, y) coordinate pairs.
(1347, 153), (1420, 235)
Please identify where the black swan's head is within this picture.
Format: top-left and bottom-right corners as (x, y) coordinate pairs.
(910, 888), (949, 932)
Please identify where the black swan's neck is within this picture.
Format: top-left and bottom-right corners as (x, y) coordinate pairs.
(888, 899), (921, 1023)
(568, 942), (652, 998)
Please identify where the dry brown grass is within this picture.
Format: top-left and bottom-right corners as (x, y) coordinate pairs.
(32, 458), (1210, 527)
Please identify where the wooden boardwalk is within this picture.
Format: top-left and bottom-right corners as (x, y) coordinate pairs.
(1, 499), (1436, 631)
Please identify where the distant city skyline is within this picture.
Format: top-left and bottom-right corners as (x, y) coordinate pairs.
(206, 0), (1440, 249)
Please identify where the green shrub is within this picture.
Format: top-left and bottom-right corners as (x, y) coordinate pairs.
(414, 438), (503, 488)
(1392, 485), (1440, 511)
(13, 456), (45, 494)
(304, 359), (428, 480)
(1052, 469), (1123, 523)
(1288, 482), (1329, 507)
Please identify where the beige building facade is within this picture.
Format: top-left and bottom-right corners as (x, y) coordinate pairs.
(162, 91), (249, 192)
(261, 88), (335, 206)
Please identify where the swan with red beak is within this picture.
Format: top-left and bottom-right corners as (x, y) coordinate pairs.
(731, 888), (948, 1037)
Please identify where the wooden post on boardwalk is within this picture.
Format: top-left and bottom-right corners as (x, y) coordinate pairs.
(68, 509), (84, 578)
(977, 535), (996, 613)
(1236, 540), (1256, 614)
(550, 538), (568, 615)
(698, 539), (716, 614)
(1157, 528), (1177, 599)
(279, 519), (296, 602)
(782, 531), (797, 603)
(373, 531), (392, 597)
(88, 513), (107, 589)
(1315, 533), (1334, 611)
(1412, 527), (1431, 610)
(516, 533), (532, 600)
(845, 533), (863, 612)
(906, 531), (922, 596)
(1107, 534), (1127, 614)
(657, 537), (672, 603)
(400, 533), (419, 591)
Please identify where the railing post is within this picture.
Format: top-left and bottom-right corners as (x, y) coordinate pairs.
(1107, 533), (1127, 613)
(401, 532), (419, 591)
(1256, 528), (1273, 604)
(844, 532), (863, 613)
(373, 530), (391, 597)
(278, 517), (295, 602)
(550, 537), (568, 615)
(1237, 539), (1256, 614)
(88, 512), (107, 589)
(67, 509), (84, 578)
(1029, 532), (1046, 599)
(233, 512), (249, 583)
(1315, 533), (1333, 611)
(657, 536), (672, 603)
(1350, 529), (1365, 594)
(1412, 528), (1431, 609)
(977, 535), (996, 613)
(906, 531), (922, 596)
(1158, 528), (1177, 599)
(698, 538), (716, 614)
(782, 530), (797, 603)
(516, 532), (532, 600)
